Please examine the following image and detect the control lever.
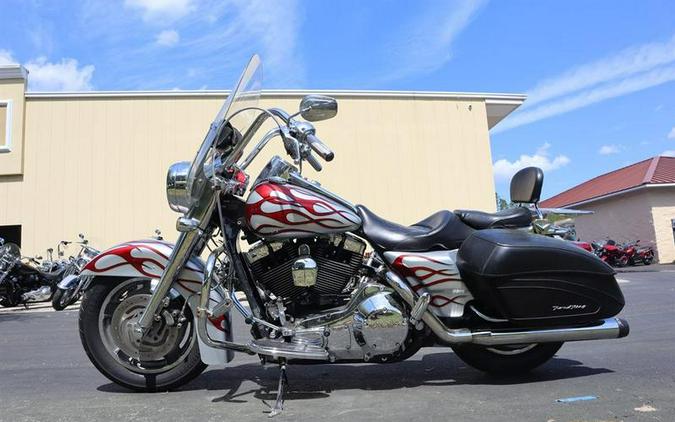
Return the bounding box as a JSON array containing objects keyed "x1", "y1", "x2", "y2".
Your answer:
[
  {"x1": 306, "y1": 134, "x2": 334, "y2": 161},
  {"x1": 305, "y1": 152, "x2": 322, "y2": 172}
]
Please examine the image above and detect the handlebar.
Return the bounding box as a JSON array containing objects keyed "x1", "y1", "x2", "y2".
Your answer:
[
  {"x1": 306, "y1": 134, "x2": 334, "y2": 162},
  {"x1": 305, "y1": 152, "x2": 323, "y2": 172}
]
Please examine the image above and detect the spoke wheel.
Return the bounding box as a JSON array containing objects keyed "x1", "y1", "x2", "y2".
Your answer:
[
  {"x1": 79, "y1": 277, "x2": 207, "y2": 391},
  {"x1": 98, "y1": 279, "x2": 193, "y2": 374}
]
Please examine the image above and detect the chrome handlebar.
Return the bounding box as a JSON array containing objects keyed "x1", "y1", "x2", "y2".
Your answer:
[{"x1": 225, "y1": 107, "x2": 333, "y2": 177}]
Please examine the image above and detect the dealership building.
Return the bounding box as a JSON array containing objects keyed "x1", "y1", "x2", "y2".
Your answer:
[
  {"x1": 541, "y1": 156, "x2": 675, "y2": 263},
  {"x1": 0, "y1": 64, "x2": 524, "y2": 254}
]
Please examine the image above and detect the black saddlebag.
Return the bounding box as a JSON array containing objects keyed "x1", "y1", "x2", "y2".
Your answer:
[{"x1": 456, "y1": 229, "x2": 625, "y2": 326}]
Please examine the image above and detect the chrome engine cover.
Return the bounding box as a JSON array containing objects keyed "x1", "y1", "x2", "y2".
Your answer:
[
  {"x1": 292, "y1": 282, "x2": 410, "y2": 361},
  {"x1": 353, "y1": 291, "x2": 408, "y2": 359}
]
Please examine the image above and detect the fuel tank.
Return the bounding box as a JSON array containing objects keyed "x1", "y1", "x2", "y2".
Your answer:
[{"x1": 245, "y1": 181, "x2": 361, "y2": 238}]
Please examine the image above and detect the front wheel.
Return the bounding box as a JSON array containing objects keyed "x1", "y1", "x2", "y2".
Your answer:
[
  {"x1": 52, "y1": 287, "x2": 78, "y2": 310},
  {"x1": 79, "y1": 277, "x2": 206, "y2": 392},
  {"x1": 451, "y1": 342, "x2": 563, "y2": 375},
  {"x1": 616, "y1": 255, "x2": 629, "y2": 267}
]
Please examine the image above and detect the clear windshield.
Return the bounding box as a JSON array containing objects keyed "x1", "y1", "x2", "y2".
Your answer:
[{"x1": 186, "y1": 55, "x2": 263, "y2": 206}]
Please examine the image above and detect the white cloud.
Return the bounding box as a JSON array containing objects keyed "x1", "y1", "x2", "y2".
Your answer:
[
  {"x1": 662, "y1": 150, "x2": 675, "y2": 157},
  {"x1": 495, "y1": 64, "x2": 675, "y2": 133},
  {"x1": 156, "y1": 29, "x2": 180, "y2": 47},
  {"x1": 668, "y1": 127, "x2": 675, "y2": 139},
  {"x1": 25, "y1": 57, "x2": 95, "y2": 91},
  {"x1": 493, "y1": 143, "x2": 570, "y2": 182},
  {"x1": 525, "y1": 35, "x2": 675, "y2": 108},
  {"x1": 380, "y1": 0, "x2": 486, "y2": 82},
  {"x1": 0, "y1": 49, "x2": 18, "y2": 65},
  {"x1": 495, "y1": 34, "x2": 675, "y2": 133},
  {"x1": 124, "y1": 0, "x2": 194, "y2": 21},
  {"x1": 599, "y1": 144, "x2": 621, "y2": 155},
  {"x1": 0, "y1": 50, "x2": 94, "y2": 91}
]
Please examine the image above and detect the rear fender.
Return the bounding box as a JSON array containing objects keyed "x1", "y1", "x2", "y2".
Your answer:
[{"x1": 81, "y1": 239, "x2": 233, "y2": 365}]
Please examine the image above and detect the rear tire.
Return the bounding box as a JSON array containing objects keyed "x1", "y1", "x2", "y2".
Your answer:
[
  {"x1": 79, "y1": 278, "x2": 207, "y2": 392},
  {"x1": 451, "y1": 342, "x2": 563, "y2": 375}
]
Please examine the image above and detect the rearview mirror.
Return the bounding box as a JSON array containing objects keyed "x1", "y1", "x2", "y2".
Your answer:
[{"x1": 300, "y1": 95, "x2": 338, "y2": 122}]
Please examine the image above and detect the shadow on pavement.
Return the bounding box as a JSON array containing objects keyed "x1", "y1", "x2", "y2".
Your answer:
[{"x1": 96, "y1": 350, "x2": 613, "y2": 407}]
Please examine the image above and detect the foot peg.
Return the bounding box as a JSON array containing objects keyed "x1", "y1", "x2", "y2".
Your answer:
[{"x1": 268, "y1": 360, "x2": 289, "y2": 418}]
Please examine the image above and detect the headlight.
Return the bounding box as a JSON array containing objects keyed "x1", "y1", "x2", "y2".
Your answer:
[{"x1": 166, "y1": 161, "x2": 191, "y2": 213}]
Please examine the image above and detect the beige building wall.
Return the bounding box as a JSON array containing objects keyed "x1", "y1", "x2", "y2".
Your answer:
[
  {"x1": 648, "y1": 188, "x2": 675, "y2": 263},
  {"x1": 573, "y1": 187, "x2": 675, "y2": 263},
  {"x1": 0, "y1": 89, "x2": 505, "y2": 255}
]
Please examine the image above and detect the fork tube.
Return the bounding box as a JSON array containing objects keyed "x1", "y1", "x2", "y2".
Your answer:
[{"x1": 137, "y1": 198, "x2": 216, "y2": 330}]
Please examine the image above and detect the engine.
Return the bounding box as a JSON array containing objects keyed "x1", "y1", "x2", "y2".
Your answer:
[{"x1": 245, "y1": 233, "x2": 366, "y2": 316}]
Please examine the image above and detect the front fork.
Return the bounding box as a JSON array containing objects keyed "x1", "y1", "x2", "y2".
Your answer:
[{"x1": 136, "y1": 197, "x2": 217, "y2": 333}]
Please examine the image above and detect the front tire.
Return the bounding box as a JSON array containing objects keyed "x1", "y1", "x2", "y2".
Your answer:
[
  {"x1": 51, "y1": 287, "x2": 76, "y2": 310},
  {"x1": 451, "y1": 342, "x2": 563, "y2": 375},
  {"x1": 79, "y1": 278, "x2": 206, "y2": 392}
]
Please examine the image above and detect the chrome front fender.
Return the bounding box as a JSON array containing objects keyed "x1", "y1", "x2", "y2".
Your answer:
[{"x1": 81, "y1": 239, "x2": 233, "y2": 365}]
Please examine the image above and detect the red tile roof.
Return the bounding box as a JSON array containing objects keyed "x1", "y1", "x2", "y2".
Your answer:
[{"x1": 540, "y1": 156, "x2": 675, "y2": 208}]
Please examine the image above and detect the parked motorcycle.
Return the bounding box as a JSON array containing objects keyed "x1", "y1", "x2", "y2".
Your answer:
[
  {"x1": 531, "y1": 219, "x2": 594, "y2": 252},
  {"x1": 51, "y1": 234, "x2": 100, "y2": 311},
  {"x1": 623, "y1": 240, "x2": 654, "y2": 266},
  {"x1": 77, "y1": 56, "x2": 629, "y2": 416},
  {"x1": 634, "y1": 241, "x2": 655, "y2": 265},
  {"x1": 593, "y1": 239, "x2": 629, "y2": 267},
  {"x1": 0, "y1": 238, "x2": 65, "y2": 307}
]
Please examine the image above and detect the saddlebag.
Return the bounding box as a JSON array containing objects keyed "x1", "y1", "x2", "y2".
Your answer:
[{"x1": 456, "y1": 229, "x2": 625, "y2": 326}]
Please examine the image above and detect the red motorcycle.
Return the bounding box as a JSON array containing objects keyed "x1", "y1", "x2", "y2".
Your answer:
[
  {"x1": 624, "y1": 240, "x2": 655, "y2": 266},
  {"x1": 596, "y1": 240, "x2": 630, "y2": 267}
]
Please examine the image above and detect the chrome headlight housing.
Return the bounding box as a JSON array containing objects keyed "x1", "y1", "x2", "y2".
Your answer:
[{"x1": 166, "y1": 161, "x2": 191, "y2": 213}]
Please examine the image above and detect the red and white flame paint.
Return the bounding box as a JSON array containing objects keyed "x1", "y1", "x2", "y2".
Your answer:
[
  {"x1": 80, "y1": 240, "x2": 230, "y2": 338},
  {"x1": 245, "y1": 182, "x2": 361, "y2": 238},
  {"x1": 384, "y1": 250, "x2": 474, "y2": 318},
  {"x1": 81, "y1": 240, "x2": 205, "y2": 294}
]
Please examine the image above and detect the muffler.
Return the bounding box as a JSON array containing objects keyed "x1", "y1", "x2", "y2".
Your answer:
[
  {"x1": 385, "y1": 271, "x2": 629, "y2": 346},
  {"x1": 470, "y1": 317, "x2": 629, "y2": 346}
]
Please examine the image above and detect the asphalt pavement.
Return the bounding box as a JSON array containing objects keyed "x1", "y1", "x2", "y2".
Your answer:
[{"x1": 0, "y1": 271, "x2": 673, "y2": 422}]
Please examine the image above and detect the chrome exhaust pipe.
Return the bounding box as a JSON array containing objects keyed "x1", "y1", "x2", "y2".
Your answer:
[
  {"x1": 385, "y1": 271, "x2": 629, "y2": 346},
  {"x1": 470, "y1": 317, "x2": 629, "y2": 346}
]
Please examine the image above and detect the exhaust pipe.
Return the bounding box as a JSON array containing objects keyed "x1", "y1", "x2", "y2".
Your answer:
[{"x1": 385, "y1": 271, "x2": 629, "y2": 346}]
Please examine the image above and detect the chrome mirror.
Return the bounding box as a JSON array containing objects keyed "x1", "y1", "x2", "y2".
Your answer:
[{"x1": 299, "y1": 95, "x2": 338, "y2": 122}]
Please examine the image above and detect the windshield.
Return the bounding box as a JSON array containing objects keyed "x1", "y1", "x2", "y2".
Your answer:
[{"x1": 186, "y1": 55, "x2": 263, "y2": 206}]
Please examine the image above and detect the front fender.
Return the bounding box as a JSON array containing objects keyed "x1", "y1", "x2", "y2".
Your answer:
[
  {"x1": 81, "y1": 239, "x2": 204, "y2": 292},
  {"x1": 81, "y1": 239, "x2": 233, "y2": 365}
]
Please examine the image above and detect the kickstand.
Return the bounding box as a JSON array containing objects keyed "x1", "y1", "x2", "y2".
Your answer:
[{"x1": 268, "y1": 359, "x2": 289, "y2": 418}]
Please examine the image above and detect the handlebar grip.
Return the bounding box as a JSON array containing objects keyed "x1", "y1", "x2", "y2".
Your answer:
[
  {"x1": 306, "y1": 152, "x2": 323, "y2": 172},
  {"x1": 306, "y1": 134, "x2": 334, "y2": 162}
]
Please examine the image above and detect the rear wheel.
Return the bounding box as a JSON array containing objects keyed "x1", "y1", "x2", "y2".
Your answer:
[
  {"x1": 451, "y1": 342, "x2": 563, "y2": 375},
  {"x1": 79, "y1": 277, "x2": 206, "y2": 392}
]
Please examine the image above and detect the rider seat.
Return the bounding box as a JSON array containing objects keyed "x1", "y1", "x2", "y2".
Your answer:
[
  {"x1": 356, "y1": 206, "x2": 474, "y2": 251},
  {"x1": 453, "y1": 207, "x2": 532, "y2": 230}
]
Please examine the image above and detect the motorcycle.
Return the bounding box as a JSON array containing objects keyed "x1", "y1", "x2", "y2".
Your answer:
[
  {"x1": 531, "y1": 218, "x2": 593, "y2": 252},
  {"x1": 51, "y1": 234, "x2": 100, "y2": 311},
  {"x1": 634, "y1": 241, "x2": 655, "y2": 265},
  {"x1": 0, "y1": 238, "x2": 66, "y2": 307},
  {"x1": 595, "y1": 239, "x2": 631, "y2": 267},
  {"x1": 77, "y1": 56, "x2": 629, "y2": 416},
  {"x1": 623, "y1": 240, "x2": 654, "y2": 266}
]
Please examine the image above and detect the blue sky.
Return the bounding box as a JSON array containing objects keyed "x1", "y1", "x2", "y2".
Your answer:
[{"x1": 1, "y1": 0, "x2": 674, "y2": 200}]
